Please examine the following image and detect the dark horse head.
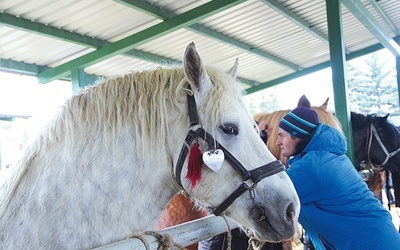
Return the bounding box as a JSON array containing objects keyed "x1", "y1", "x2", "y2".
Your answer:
[
  {"x1": 351, "y1": 112, "x2": 400, "y2": 173},
  {"x1": 351, "y1": 112, "x2": 400, "y2": 207}
]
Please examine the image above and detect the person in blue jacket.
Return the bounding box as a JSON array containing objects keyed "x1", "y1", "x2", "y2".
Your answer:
[{"x1": 277, "y1": 104, "x2": 400, "y2": 250}]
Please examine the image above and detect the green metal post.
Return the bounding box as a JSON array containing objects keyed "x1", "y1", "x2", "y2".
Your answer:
[
  {"x1": 71, "y1": 68, "x2": 86, "y2": 94},
  {"x1": 325, "y1": 0, "x2": 354, "y2": 162}
]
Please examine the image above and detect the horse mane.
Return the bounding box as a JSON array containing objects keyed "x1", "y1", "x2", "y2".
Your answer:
[
  {"x1": 0, "y1": 65, "x2": 247, "y2": 217},
  {"x1": 254, "y1": 99, "x2": 343, "y2": 165},
  {"x1": 350, "y1": 112, "x2": 367, "y2": 130}
]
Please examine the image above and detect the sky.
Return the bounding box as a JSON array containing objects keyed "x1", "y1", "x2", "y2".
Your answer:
[
  {"x1": 0, "y1": 73, "x2": 72, "y2": 132},
  {"x1": 245, "y1": 67, "x2": 334, "y2": 113},
  {"x1": 0, "y1": 74, "x2": 72, "y2": 168}
]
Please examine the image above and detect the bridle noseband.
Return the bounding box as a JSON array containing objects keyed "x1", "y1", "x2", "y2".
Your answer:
[
  {"x1": 359, "y1": 123, "x2": 400, "y2": 180},
  {"x1": 367, "y1": 123, "x2": 400, "y2": 168},
  {"x1": 175, "y1": 87, "x2": 285, "y2": 216}
]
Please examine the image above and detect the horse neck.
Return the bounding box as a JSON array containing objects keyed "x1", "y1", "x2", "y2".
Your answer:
[{"x1": 0, "y1": 126, "x2": 180, "y2": 248}]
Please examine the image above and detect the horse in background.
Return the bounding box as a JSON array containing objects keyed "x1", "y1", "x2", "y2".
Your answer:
[
  {"x1": 351, "y1": 112, "x2": 400, "y2": 204},
  {"x1": 0, "y1": 43, "x2": 300, "y2": 249}
]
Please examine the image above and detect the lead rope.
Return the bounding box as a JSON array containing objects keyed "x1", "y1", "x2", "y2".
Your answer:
[
  {"x1": 128, "y1": 231, "x2": 186, "y2": 250},
  {"x1": 220, "y1": 214, "x2": 233, "y2": 250},
  {"x1": 244, "y1": 229, "x2": 265, "y2": 250}
]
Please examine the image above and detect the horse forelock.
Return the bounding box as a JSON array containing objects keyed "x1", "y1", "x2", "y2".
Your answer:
[
  {"x1": 369, "y1": 113, "x2": 400, "y2": 142},
  {"x1": 198, "y1": 66, "x2": 249, "y2": 132},
  {"x1": 350, "y1": 112, "x2": 369, "y2": 130}
]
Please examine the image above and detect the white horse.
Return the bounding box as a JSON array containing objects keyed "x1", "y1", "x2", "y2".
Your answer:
[{"x1": 0, "y1": 42, "x2": 299, "y2": 249}]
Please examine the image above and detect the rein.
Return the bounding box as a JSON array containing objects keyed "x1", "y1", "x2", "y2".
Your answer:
[{"x1": 175, "y1": 87, "x2": 285, "y2": 216}]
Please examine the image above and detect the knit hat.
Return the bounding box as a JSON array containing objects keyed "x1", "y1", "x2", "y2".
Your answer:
[{"x1": 279, "y1": 106, "x2": 319, "y2": 139}]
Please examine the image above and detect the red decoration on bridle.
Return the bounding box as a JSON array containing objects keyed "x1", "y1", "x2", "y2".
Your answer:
[{"x1": 186, "y1": 142, "x2": 203, "y2": 188}]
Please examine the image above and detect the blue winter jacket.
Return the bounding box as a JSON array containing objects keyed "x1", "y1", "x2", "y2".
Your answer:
[{"x1": 287, "y1": 124, "x2": 400, "y2": 250}]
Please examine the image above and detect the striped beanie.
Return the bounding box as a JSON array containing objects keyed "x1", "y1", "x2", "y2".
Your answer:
[{"x1": 279, "y1": 106, "x2": 319, "y2": 139}]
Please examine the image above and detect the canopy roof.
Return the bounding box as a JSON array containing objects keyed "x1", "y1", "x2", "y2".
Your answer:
[{"x1": 1, "y1": 0, "x2": 399, "y2": 93}]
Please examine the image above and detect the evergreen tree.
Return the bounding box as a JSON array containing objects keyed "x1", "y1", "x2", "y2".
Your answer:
[{"x1": 346, "y1": 52, "x2": 398, "y2": 115}]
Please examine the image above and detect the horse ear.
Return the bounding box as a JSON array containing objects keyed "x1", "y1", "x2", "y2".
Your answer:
[
  {"x1": 297, "y1": 95, "x2": 311, "y2": 108},
  {"x1": 318, "y1": 98, "x2": 329, "y2": 111},
  {"x1": 227, "y1": 58, "x2": 239, "y2": 79},
  {"x1": 383, "y1": 114, "x2": 390, "y2": 121},
  {"x1": 183, "y1": 42, "x2": 212, "y2": 93}
]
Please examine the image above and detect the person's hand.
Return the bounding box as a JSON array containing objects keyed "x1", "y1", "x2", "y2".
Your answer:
[
  {"x1": 258, "y1": 121, "x2": 268, "y2": 144},
  {"x1": 258, "y1": 120, "x2": 268, "y2": 131}
]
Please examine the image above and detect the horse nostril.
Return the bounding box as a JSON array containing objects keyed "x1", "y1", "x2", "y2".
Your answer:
[
  {"x1": 250, "y1": 205, "x2": 267, "y2": 222},
  {"x1": 286, "y1": 202, "x2": 295, "y2": 221}
]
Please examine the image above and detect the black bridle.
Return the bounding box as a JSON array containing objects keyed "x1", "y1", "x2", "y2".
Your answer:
[{"x1": 175, "y1": 87, "x2": 285, "y2": 216}]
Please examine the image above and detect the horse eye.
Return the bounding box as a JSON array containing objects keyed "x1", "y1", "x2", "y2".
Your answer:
[{"x1": 220, "y1": 124, "x2": 238, "y2": 135}]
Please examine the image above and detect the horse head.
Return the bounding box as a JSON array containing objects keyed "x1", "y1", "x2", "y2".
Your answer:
[
  {"x1": 364, "y1": 113, "x2": 400, "y2": 172},
  {"x1": 175, "y1": 42, "x2": 300, "y2": 241},
  {"x1": 0, "y1": 42, "x2": 299, "y2": 249}
]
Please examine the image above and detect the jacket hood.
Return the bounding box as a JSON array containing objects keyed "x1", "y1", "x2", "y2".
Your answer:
[{"x1": 302, "y1": 124, "x2": 347, "y2": 155}]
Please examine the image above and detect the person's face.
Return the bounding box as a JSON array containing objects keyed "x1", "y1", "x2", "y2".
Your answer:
[{"x1": 276, "y1": 128, "x2": 300, "y2": 157}]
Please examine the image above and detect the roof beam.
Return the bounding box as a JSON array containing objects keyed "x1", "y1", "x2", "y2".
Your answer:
[
  {"x1": 342, "y1": 0, "x2": 400, "y2": 57},
  {"x1": 0, "y1": 58, "x2": 49, "y2": 76},
  {"x1": 0, "y1": 12, "x2": 106, "y2": 47},
  {"x1": 188, "y1": 24, "x2": 300, "y2": 70},
  {"x1": 115, "y1": 0, "x2": 174, "y2": 19},
  {"x1": 0, "y1": 13, "x2": 178, "y2": 65},
  {"x1": 116, "y1": 0, "x2": 300, "y2": 70},
  {"x1": 369, "y1": 0, "x2": 399, "y2": 36},
  {"x1": 0, "y1": 12, "x2": 258, "y2": 87},
  {"x1": 0, "y1": 58, "x2": 98, "y2": 84},
  {"x1": 260, "y1": 0, "x2": 350, "y2": 54},
  {"x1": 37, "y1": 0, "x2": 246, "y2": 83}
]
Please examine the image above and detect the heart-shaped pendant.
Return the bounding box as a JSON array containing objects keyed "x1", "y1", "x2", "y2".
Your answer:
[{"x1": 202, "y1": 149, "x2": 225, "y2": 172}]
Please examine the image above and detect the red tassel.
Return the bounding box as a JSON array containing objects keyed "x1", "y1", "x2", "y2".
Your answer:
[{"x1": 186, "y1": 142, "x2": 203, "y2": 188}]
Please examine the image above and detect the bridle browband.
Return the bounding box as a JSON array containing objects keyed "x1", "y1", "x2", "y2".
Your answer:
[
  {"x1": 175, "y1": 87, "x2": 285, "y2": 216},
  {"x1": 367, "y1": 123, "x2": 400, "y2": 168}
]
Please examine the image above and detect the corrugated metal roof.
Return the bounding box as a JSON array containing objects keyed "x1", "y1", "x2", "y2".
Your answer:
[{"x1": 1, "y1": 0, "x2": 399, "y2": 91}]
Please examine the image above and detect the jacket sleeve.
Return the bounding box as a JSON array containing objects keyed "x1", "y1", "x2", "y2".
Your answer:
[{"x1": 286, "y1": 153, "x2": 323, "y2": 204}]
